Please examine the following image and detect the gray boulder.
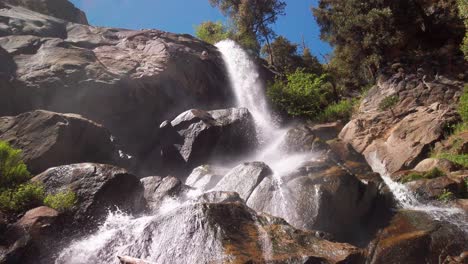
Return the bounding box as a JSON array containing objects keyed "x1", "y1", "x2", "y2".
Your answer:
[
  {"x1": 0, "y1": 110, "x2": 118, "y2": 174},
  {"x1": 56, "y1": 191, "x2": 363, "y2": 264},
  {"x1": 161, "y1": 108, "x2": 257, "y2": 176},
  {"x1": 32, "y1": 163, "x2": 145, "y2": 225}
]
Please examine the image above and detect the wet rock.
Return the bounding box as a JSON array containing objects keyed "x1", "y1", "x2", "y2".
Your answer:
[
  {"x1": 3, "y1": 0, "x2": 88, "y2": 24},
  {"x1": 162, "y1": 108, "x2": 257, "y2": 175},
  {"x1": 32, "y1": 163, "x2": 145, "y2": 225},
  {"x1": 405, "y1": 176, "x2": 465, "y2": 200},
  {"x1": 56, "y1": 191, "x2": 363, "y2": 264},
  {"x1": 185, "y1": 165, "x2": 228, "y2": 191},
  {"x1": 309, "y1": 121, "x2": 344, "y2": 141},
  {"x1": 246, "y1": 158, "x2": 386, "y2": 245},
  {"x1": 213, "y1": 162, "x2": 272, "y2": 201},
  {"x1": 140, "y1": 176, "x2": 184, "y2": 211},
  {"x1": 281, "y1": 124, "x2": 328, "y2": 153},
  {"x1": 367, "y1": 210, "x2": 467, "y2": 264},
  {"x1": 0, "y1": 110, "x2": 118, "y2": 174}
]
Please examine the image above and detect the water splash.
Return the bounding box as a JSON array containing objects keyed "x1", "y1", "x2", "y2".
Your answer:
[{"x1": 368, "y1": 151, "x2": 468, "y2": 232}]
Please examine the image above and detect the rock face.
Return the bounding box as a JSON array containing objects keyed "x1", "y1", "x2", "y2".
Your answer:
[
  {"x1": 0, "y1": 110, "x2": 118, "y2": 174},
  {"x1": 3, "y1": 0, "x2": 88, "y2": 24},
  {"x1": 367, "y1": 210, "x2": 467, "y2": 264},
  {"x1": 186, "y1": 159, "x2": 388, "y2": 245},
  {"x1": 160, "y1": 108, "x2": 257, "y2": 175},
  {"x1": 32, "y1": 163, "x2": 145, "y2": 225},
  {"x1": 56, "y1": 191, "x2": 364, "y2": 264},
  {"x1": 340, "y1": 69, "x2": 462, "y2": 174},
  {"x1": 0, "y1": 4, "x2": 232, "y2": 173}
]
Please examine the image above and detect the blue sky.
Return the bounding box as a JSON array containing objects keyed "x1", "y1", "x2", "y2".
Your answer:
[{"x1": 69, "y1": 0, "x2": 332, "y2": 59}]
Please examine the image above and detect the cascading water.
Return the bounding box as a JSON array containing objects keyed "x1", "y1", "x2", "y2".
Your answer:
[
  {"x1": 368, "y1": 151, "x2": 468, "y2": 232},
  {"x1": 215, "y1": 40, "x2": 312, "y2": 221},
  {"x1": 56, "y1": 40, "x2": 312, "y2": 264}
]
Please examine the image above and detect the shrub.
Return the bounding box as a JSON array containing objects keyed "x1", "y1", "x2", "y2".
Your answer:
[
  {"x1": 437, "y1": 189, "x2": 455, "y2": 203},
  {"x1": 44, "y1": 189, "x2": 77, "y2": 212},
  {"x1": 317, "y1": 99, "x2": 355, "y2": 122},
  {"x1": 195, "y1": 21, "x2": 231, "y2": 44},
  {"x1": 267, "y1": 69, "x2": 335, "y2": 119},
  {"x1": 378, "y1": 95, "x2": 399, "y2": 111},
  {"x1": 437, "y1": 153, "x2": 468, "y2": 168},
  {"x1": 400, "y1": 167, "x2": 445, "y2": 184},
  {"x1": 458, "y1": 85, "x2": 468, "y2": 124},
  {"x1": 0, "y1": 182, "x2": 45, "y2": 213},
  {"x1": 0, "y1": 141, "x2": 30, "y2": 190},
  {"x1": 400, "y1": 172, "x2": 423, "y2": 183}
]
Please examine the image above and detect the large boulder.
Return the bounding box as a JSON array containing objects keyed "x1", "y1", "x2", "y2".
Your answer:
[
  {"x1": 366, "y1": 210, "x2": 467, "y2": 264},
  {"x1": 0, "y1": 206, "x2": 60, "y2": 264},
  {"x1": 160, "y1": 108, "x2": 257, "y2": 176},
  {"x1": 0, "y1": 110, "x2": 119, "y2": 174},
  {"x1": 32, "y1": 163, "x2": 145, "y2": 225},
  {"x1": 340, "y1": 69, "x2": 463, "y2": 174},
  {"x1": 3, "y1": 0, "x2": 88, "y2": 24},
  {"x1": 186, "y1": 159, "x2": 389, "y2": 245},
  {"x1": 56, "y1": 191, "x2": 364, "y2": 264},
  {"x1": 0, "y1": 4, "x2": 233, "y2": 174}
]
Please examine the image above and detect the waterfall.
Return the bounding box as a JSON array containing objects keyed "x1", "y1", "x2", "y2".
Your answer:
[
  {"x1": 215, "y1": 40, "x2": 276, "y2": 142},
  {"x1": 368, "y1": 151, "x2": 468, "y2": 232}
]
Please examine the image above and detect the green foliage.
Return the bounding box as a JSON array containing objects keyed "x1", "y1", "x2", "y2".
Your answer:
[
  {"x1": 437, "y1": 189, "x2": 455, "y2": 202},
  {"x1": 44, "y1": 189, "x2": 77, "y2": 212},
  {"x1": 313, "y1": 0, "x2": 463, "y2": 89},
  {"x1": 317, "y1": 99, "x2": 355, "y2": 122},
  {"x1": 459, "y1": 85, "x2": 468, "y2": 124},
  {"x1": 267, "y1": 69, "x2": 335, "y2": 119},
  {"x1": 378, "y1": 95, "x2": 399, "y2": 111},
  {"x1": 0, "y1": 141, "x2": 30, "y2": 190},
  {"x1": 437, "y1": 153, "x2": 468, "y2": 168},
  {"x1": 400, "y1": 167, "x2": 445, "y2": 184},
  {"x1": 261, "y1": 36, "x2": 323, "y2": 75},
  {"x1": 0, "y1": 182, "x2": 45, "y2": 213},
  {"x1": 458, "y1": 0, "x2": 468, "y2": 59},
  {"x1": 195, "y1": 21, "x2": 231, "y2": 44},
  {"x1": 209, "y1": 0, "x2": 286, "y2": 54},
  {"x1": 400, "y1": 172, "x2": 424, "y2": 184}
]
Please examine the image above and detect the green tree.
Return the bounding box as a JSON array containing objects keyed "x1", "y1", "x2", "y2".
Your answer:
[
  {"x1": 458, "y1": 0, "x2": 468, "y2": 59},
  {"x1": 195, "y1": 21, "x2": 231, "y2": 44},
  {"x1": 302, "y1": 47, "x2": 323, "y2": 75},
  {"x1": 313, "y1": 1, "x2": 400, "y2": 88},
  {"x1": 267, "y1": 69, "x2": 335, "y2": 118},
  {"x1": 209, "y1": 0, "x2": 286, "y2": 54}
]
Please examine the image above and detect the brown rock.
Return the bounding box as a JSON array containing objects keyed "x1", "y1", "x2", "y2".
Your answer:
[
  {"x1": 405, "y1": 176, "x2": 463, "y2": 200},
  {"x1": 367, "y1": 210, "x2": 467, "y2": 264},
  {"x1": 14, "y1": 206, "x2": 58, "y2": 238},
  {"x1": 340, "y1": 70, "x2": 462, "y2": 174},
  {"x1": 414, "y1": 158, "x2": 461, "y2": 173}
]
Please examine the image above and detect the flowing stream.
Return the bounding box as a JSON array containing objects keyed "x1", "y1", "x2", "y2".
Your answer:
[{"x1": 368, "y1": 151, "x2": 468, "y2": 232}]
